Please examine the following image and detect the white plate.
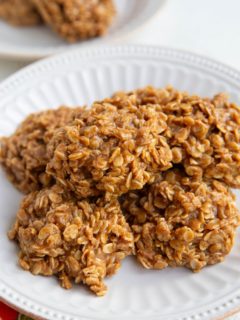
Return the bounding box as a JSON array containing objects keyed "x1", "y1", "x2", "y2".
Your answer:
[
  {"x1": 0, "y1": 0, "x2": 165, "y2": 61},
  {"x1": 1, "y1": 45, "x2": 240, "y2": 320}
]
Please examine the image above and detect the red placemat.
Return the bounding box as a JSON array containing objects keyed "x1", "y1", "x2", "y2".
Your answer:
[{"x1": 0, "y1": 301, "x2": 33, "y2": 320}]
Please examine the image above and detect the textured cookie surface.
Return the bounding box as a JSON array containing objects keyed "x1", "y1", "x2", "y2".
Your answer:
[{"x1": 32, "y1": 0, "x2": 115, "y2": 42}]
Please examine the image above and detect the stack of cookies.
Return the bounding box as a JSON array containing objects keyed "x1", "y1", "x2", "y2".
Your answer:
[{"x1": 1, "y1": 86, "x2": 240, "y2": 296}]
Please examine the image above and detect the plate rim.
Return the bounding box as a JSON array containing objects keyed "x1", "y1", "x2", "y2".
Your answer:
[
  {"x1": 0, "y1": 0, "x2": 166, "y2": 61},
  {"x1": 1, "y1": 44, "x2": 240, "y2": 320}
]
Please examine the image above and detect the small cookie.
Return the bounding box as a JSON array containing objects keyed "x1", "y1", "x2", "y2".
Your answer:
[
  {"x1": 47, "y1": 97, "x2": 172, "y2": 198},
  {"x1": 121, "y1": 169, "x2": 240, "y2": 271},
  {"x1": 0, "y1": 0, "x2": 42, "y2": 26},
  {"x1": 9, "y1": 185, "x2": 134, "y2": 296},
  {"x1": 0, "y1": 107, "x2": 83, "y2": 193},
  {"x1": 113, "y1": 86, "x2": 240, "y2": 188},
  {"x1": 32, "y1": 0, "x2": 116, "y2": 42}
]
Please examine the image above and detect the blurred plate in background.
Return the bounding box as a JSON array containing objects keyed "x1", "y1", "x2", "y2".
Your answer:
[{"x1": 0, "y1": 0, "x2": 165, "y2": 60}]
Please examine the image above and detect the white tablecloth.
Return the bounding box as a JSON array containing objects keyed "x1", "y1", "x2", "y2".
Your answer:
[{"x1": 1, "y1": 0, "x2": 240, "y2": 318}]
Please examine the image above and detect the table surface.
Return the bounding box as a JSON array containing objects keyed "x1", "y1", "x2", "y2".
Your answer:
[{"x1": 0, "y1": 0, "x2": 240, "y2": 319}]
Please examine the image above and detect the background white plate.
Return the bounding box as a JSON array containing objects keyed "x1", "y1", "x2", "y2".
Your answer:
[
  {"x1": 1, "y1": 45, "x2": 240, "y2": 320},
  {"x1": 0, "y1": 0, "x2": 165, "y2": 60}
]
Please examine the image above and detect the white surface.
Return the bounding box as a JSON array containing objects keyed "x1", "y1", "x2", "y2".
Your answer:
[
  {"x1": 1, "y1": 46, "x2": 240, "y2": 320},
  {"x1": 130, "y1": 0, "x2": 240, "y2": 70},
  {"x1": 0, "y1": 0, "x2": 165, "y2": 60},
  {"x1": 2, "y1": 0, "x2": 240, "y2": 75},
  {"x1": 1, "y1": 0, "x2": 240, "y2": 78}
]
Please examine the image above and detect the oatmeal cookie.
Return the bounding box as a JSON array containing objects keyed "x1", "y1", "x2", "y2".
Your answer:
[
  {"x1": 0, "y1": 107, "x2": 83, "y2": 193},
  {"x1": 47, "y1": 98, "x2": 173, "y2": 198},
  {"x1": 32, "y1": 0, "x2": 115, "y2": 42},
  {"x1": 121, "y1": 169, "x2": 240, "y2": 271},
  {"x1": 0, "y1": 0, "x2": 42, "y2": 26},
  {"x1": 113, "y1": 86, "x2": 240, "y2": 188},
  {"x1": 8, "y1": 184, "x2": 134, "y2": 296}
]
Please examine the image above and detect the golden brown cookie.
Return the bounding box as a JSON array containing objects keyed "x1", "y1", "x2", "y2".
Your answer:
[
  {"x1": 121, "y1": 169, "x2": 240, "y2": 271},
  {"x1": 0, "y1": 0, "x2": 42, "y2": 26},
  {"x1": 32, "y1": 0, "x2": 115, "y2": 42},
  {"x1": 113, "y1": 86, "x2": 240, "y2": 188},
  {"x1": 47, "y1": 97, "x2": 172, "y2": 198},
  {"x1": 8, "y1": 185, "x2": 134, "y2": 296},
  {"x1": 0, "y1": 107, "x2": 83, "y2": 193}
]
